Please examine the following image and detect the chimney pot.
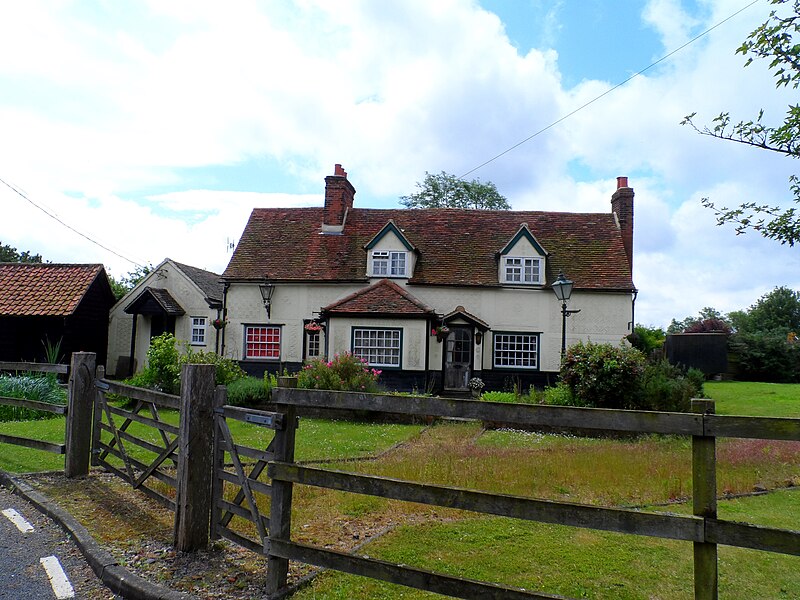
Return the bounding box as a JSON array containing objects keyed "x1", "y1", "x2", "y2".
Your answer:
[
  {"x1": 334, "y1": 163, "x2": 346, "y2": 177},
  {"x1": 617, "y1": 176, "x2": 629, "y2": 190}
]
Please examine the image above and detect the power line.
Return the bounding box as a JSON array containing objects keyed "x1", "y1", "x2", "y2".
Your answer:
[
  {"x1": 459, "y1": 0, "x2": 763, "y2": 179},
  {"x1": 0, "y1": 176, "x2": 147, "y2": 268}
]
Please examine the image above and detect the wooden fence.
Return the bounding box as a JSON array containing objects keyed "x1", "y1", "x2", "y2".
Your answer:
[
  {"x1": 0, "y1": 353, "x2": 95, "y2": 477},
  {"x1": 263, "y1": 386, "x2": 800, "y2": 600}
]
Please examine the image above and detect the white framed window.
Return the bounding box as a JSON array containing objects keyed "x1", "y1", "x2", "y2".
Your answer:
[
  {"x1": 493, "y1": 332, "x2": 539, "y2": 369},
  {"x1": 503, "y1": 257, "x2": 542, "y2": 284},
  {"x1": 190, "y1": 317, "x2": 207, "y2": 345},
  {"x1": 244, "y1": 325, "x2": 281, "y2": 359},
  {"x1": 371, "y1": 251, "x2": 407, "y2": 277},
  {"x1": 306, "y1": 331, "x2": 321, "y2": 359},
  {"x1": 352, "y1": 328, "x2": 401, "y2": 367}
]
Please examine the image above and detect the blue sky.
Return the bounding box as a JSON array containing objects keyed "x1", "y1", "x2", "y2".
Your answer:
[{"x1": 0, "y1": 0, "x2": 797, "y2": 328}]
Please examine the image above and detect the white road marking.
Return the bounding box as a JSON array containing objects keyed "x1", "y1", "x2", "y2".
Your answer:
[
  {"x1": 1, "y1": 508, "x2": 34, "y2": 533},
  {"x1": 40, "y1": 555, "x2": 75, "y2": 599}
]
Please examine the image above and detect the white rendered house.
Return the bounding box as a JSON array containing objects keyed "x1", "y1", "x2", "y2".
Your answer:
[{"x1": 220, "y1": 165, "x2": 636, "y2": 393}]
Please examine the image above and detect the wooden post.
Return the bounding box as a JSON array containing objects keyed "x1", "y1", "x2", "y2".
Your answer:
[
  {"x1": 209, "y1": 384, "x2": 227, "y2": 541},
  {"x1": 91, "y1": 365, "x2": 105, "y2": 467},
  {"x1": 692, "y1": 398, "x2": 718, "y2": 600},
  {"x1": 266, "y1": 383, "x2": 299, "y2": 597},
  {"x1": 65, "y1": 352, "x2": 96, "y2": 478},
  {"x1": 174, "y1": 363, "x2": 216, "y2": 552}
]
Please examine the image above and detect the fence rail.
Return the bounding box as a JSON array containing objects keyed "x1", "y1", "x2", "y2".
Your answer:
[
  {"x1": 92, "y1": 367, "x2": 181, "y2": 511},
  {"x1": 262, "y1": 387, "x2": 800, "y2": 600},
  {"x1": 0, "y1": 356, "x2": 91, "y2": 464}
]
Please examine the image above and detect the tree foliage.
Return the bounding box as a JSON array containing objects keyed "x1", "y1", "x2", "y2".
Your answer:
[
  {"x1": 730, "y1": 285, "x2": 800, "y2": 334},
  {"x1": 0, "y1": 242, "x2": 42, "y2": 263},
  {"x1": 682, "y1": 0, "x2": 800, "y2": 245},
  {"x1": 400, "y1": 171, "x2": 511, "y2": 210},
  {"x1": 109, "y1": 264, "x2": 153, "y2": 300},
  {"x1": 667, "y1": 307, "x2": 730, "y2": 334}
]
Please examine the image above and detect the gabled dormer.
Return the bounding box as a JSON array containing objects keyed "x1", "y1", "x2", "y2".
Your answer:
[
  {"x1": 364, "y1": 220, "x2": 416, "y2": 279},
  {"x1": 497, "y1": 223, "x2": 548, "y2": 286}
]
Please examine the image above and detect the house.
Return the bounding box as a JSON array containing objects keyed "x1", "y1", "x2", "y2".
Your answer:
[
  {"x1": 221, "y1": 164, "x2": 636, "y2": 392},
  {"x1": 0, "y1": 263, "x2": 115, "y2": 364},
  {"x1": 106, "y1": 259, "x2": 224, "y2": 378}
]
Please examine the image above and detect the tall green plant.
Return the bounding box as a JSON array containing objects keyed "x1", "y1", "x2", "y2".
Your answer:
[
  {"x1": 0, "y1": 374, "x2": 66, "y2": 421},
  {"x1": 560, "y1": 342, "x2": 646, "y2": 409}
]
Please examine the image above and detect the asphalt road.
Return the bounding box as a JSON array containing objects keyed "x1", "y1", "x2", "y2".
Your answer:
[{"x1": 0, "y1": 485, "x2": 116, "y2": 599}]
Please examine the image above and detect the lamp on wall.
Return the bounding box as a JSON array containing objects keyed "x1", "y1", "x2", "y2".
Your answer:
[
  {"x1": 552, "y1": 271, "x2": 580, "y2": 357},
  {"x1": 259, "y1": 281, "x2": 275, "y2": 319}
]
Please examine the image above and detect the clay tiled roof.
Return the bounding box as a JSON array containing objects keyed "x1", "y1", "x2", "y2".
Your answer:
[
  {"x1": 223, "y1": 207, "x2": 634, "y2": 291},
  {"x1": 173, "y1": 261, "x2": 223, "y2": 306},
  {"x1": 0, "y1": 263, "x2": 108, "y2": 316},
  {"x1": 323, "y1": 279, "x2": 436, "y2": 316},
  {"x1": 125, "y1": 287, "x2": 185, "y2": 316}
]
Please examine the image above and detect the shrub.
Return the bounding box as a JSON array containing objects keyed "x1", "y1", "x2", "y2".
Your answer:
[
  {"x1": 540, "y1": 382, "x2": 582, "y2": 407},
  {"x1": 226, "y1": 376, "x2": 270, "y2": 407},
  {"x1": 638, "y1": 360, "x2": 703, "y2": 412},
  {"x1": 138, "y1": 333, "x2": 181, "y2": 394},
  {"x1": 0, "y1": 374, "x2": 66, "y2": 421},
  {"x1": 180, "y1": 347, "x2": 246, "y2": 386},
  {"x1": 298, "y1": 353, "x2": 381, "y2": 392},
  {"x1": 126, "y1": 333, "x2": 247, "y2": 394},
  {"x1": 730, "y1": 331, "x2": 800, "y2": 382},
  {"x1": 561, "y1": 342, "x2": 646, "y2": 409}
]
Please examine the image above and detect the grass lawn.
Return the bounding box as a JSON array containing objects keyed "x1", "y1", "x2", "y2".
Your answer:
[
  {"x1": 0, "y1": 410, "x2": 424, "y2": 474},
  {"x1": 295, "y1": 489, "x2": 800, "y2": 600},
  {"x1": 705, "y1": 381, "x2": 800, "y2": 418},
  {"x1": 2, "y1": 382, "x2": 799, "y2": 598}
]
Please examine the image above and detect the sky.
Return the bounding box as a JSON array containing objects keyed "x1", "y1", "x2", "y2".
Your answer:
[{"x1": 1, "y1": 0, "x2": 798, "y2": 328}]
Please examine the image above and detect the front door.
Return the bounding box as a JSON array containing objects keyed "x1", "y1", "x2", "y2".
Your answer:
[{"x1": 444, "y1": 328, "x2": 472, "y2": 391}]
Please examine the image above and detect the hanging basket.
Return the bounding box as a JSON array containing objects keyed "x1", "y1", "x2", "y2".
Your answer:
[{"x1": 212, "y1": 318, "x2": 227, "y2": 330}]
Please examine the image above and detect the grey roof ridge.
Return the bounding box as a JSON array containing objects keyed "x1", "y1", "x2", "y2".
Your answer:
[{"x1": 0, "y1": 470, "x2": 194, "y2": 600}]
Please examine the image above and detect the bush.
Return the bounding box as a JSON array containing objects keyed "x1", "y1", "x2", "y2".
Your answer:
[
  {"x1": 126, "y1": 333, "x2": 247, "y2": 394},
  {"x1": 730, "y1": 331, "x2": 800, "y2": 382},
  {"x1": 180, "y1": 347, "x2": 246, "y2": 386},
  {"x1": 0, "y1": 374, "x2": 66, "y2": 421},
  {"x1": 540, "y1": 382, "x2": 582, "y2": 407},
  {"x1": 561, "y1": 342, "x2": 646, "y2": 409},
  {"x1": 298, "y1": 353, "x2": 381, "y2": 392},
  {"x1": 226, "y1": 376, "x2": 270, "y2": 407},
  {"x1": 140, "y1": 333, "x2": 181, "y2": 394},
  {"x1": 638, "y1": 360, "x2": 703, "y2": 412}
]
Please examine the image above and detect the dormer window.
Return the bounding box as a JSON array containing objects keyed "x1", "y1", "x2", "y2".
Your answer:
[
  {"x1": 372, "y1": 250, "x2": 407, "y2": 277},
  {"x1": 503, "y1": 256, "x2": 542, "y2": 284}
]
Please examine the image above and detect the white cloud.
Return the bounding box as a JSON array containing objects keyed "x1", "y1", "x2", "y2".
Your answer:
[{"x1": 0, "y1": 0, "x2": 797, "y2": 328}]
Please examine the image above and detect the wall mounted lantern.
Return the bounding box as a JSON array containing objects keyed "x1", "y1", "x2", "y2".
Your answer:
[{"x1": 259, "y1": 281, "x2": 275, "y2": 319}]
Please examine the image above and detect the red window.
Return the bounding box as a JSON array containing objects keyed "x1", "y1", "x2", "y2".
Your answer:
[{"x1": 245, "y1": 326, "x2": 281, "y2": 359}]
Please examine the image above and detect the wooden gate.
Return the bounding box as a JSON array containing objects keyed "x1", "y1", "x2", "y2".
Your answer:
[
  {"x1": 92, "y1": 369, "x2": 182, "y2": 510},
  {"x1": 210, "y1": 405, "x2": 286, "y2": 553}
]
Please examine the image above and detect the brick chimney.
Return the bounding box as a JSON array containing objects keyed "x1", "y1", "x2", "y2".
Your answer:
[
  {"x1": 322, "y1": 163, "x2": 356, "y2": 233},
  {"x1": 611, "y1": 176, "x2": 634, "y2": 271}
]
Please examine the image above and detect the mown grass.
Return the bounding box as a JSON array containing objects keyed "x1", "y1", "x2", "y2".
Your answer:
[
  {"x1": 705, "y1": 381, "x2": 800, "y2": 418},
  {"x1": 295, "y1": 489, "x2": 800, "y2": 600}
]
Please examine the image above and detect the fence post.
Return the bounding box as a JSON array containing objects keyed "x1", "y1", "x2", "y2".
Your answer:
[
  {"x1": 266, "y1": 380, "x2": 299, "y2": 597},
  {"x1": 174, "y1": 363, "x2": 216, "y2": 552},
  {"x1": 210, "y1": 384, "x2": 227, "y2": 542},
  {"x1": 692, "y1": 398, "x2": 718, "y2": 600},
  {"x1": 65, "y1": 352, "x2": 96, "y2": 478}
]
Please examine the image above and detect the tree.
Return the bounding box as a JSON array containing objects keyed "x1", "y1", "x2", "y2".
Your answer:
[
  {"x1": 0, "y1": 242, "x2": 42, "y2": 263},
  {"x1": 682, "y1": 0, "x2": 800, "y2": 245},
  {"x1": 731, "y1": 285, "x2": 800, "y2": 334},
  {"x1": 109, "y1": 264, "x2": 153, "y2": 300},
  {"x1": 400, "y1": 171, "x2": 511, "y2": 210},
  {"x1": 667, "y1": 307, "x2": 730, "y2": 334}
]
